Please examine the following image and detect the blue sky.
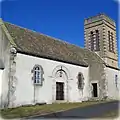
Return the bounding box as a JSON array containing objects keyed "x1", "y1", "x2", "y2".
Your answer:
[{"x1": 1, "y1": 0, "x2": 120, "y2": 66}]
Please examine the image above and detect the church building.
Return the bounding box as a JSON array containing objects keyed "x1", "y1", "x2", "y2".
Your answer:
[{"x1": 0, "y1": 13, "x2": 120, "y2": 108}]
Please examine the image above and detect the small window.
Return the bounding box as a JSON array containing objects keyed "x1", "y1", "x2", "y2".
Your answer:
[
  {"x1": 96, "y1": 30, "x2": 98, "y2": 33},
  {"x1": 91, "y1": 31, "x2": 93, "y2": 34},
  {"x1": 115, "y1": 75, "x2": 118, "y2": 88}
]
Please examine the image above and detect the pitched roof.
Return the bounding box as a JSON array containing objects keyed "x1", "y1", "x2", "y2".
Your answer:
[{"x1": 3, "y1": 21, "x2": 104, "y2": 67}]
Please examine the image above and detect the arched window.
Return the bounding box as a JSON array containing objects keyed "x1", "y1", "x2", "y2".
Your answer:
[
  {"x1": 77, "y1": 72, "x2": 84, "y2": 90},
  {"x1": 34, "y1": 66, "x2": 41, "y2": 84},
  {"x1": 90, "y1": 30, "x2": 100, "y2": 51},
  {"x1": 31, "y1": 65, "x2": 44, "y2": 85}
]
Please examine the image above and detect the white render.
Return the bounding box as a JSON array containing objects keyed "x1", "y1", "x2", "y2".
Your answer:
[
  {"x1": 12, "y1": 53, "x2": 89, "y2": 107},
  {"x1": 106, "y1": 67, "x2": 120, "y2": 99},
  {"x1": 0, "y1": 70, "x2": 3, "y2": 107}
]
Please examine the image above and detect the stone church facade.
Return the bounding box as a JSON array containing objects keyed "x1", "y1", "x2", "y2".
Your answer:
[{"x1": 0, "y1": 13, "x2": 120, "y2": 108}]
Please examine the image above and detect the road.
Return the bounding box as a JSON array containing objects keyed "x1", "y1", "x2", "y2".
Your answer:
[{"x1": 26, "y1": 100, "x2": 120, "y2": 119}]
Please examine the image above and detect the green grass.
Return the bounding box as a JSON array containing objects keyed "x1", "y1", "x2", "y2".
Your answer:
[{"x1": 0, "y1": 101, "x2": 109, "y2": 119}]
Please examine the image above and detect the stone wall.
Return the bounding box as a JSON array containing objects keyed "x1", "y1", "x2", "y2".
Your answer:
[
  {"x1": 0, "y1": 25, "x2": 11, "y2": 108},
  {"x1": 84, "y1": 14, "x2": 118, "y2": 69}
]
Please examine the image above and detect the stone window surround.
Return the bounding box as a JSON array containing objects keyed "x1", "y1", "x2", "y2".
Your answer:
[
  {"x1": 31, "y1": 64, "x2": 44, "y2": 85},
  {"x1": 89, "y1": 30, "x2": 100, "y2": 51}
]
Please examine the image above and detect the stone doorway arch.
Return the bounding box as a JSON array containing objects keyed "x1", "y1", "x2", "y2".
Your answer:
[{"x1": 52, "y1": 65, "x2": 70, "y2": 102}]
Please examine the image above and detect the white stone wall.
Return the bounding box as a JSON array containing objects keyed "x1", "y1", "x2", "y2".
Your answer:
[
  {"x1": 106, "y1": 67, "x2": 120, "y2": 100},
  {"x1": 13, "y1": 53, "x2": 89, "y2": 106},
  {"x1": 0, "y1": 70, "x2": 3, "y2": 107},
  {"x1": 0, "y1": 69, "x2": 9, "y2": 108}
]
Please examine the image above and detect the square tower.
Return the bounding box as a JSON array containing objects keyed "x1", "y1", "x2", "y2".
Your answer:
[{"x1": 84, "y1": 13, "x2": 118, "y2": 68}]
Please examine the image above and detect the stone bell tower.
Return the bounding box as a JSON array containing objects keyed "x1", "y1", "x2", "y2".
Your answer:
[{"x1": 84, "y1": 13, "x2": 118, "y2": 68}]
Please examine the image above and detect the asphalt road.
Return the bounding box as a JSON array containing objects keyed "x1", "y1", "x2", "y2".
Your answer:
[{"x1": 27, "y1": 100, "x2": 120, "y2": 119}]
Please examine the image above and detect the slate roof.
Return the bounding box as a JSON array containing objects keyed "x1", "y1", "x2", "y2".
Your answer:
[{"x1": 3, "y1": 22, "x2": 104, "y2": 67}]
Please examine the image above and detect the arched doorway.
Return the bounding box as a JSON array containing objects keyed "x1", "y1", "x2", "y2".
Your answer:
[{"x1": 52, "y1": 65, "x2": 70, "y2": 102}]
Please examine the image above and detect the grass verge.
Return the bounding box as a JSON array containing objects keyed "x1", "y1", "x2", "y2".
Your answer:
[{"x1": 0, "y1": 101, "x2": 111, "y2": 119}]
